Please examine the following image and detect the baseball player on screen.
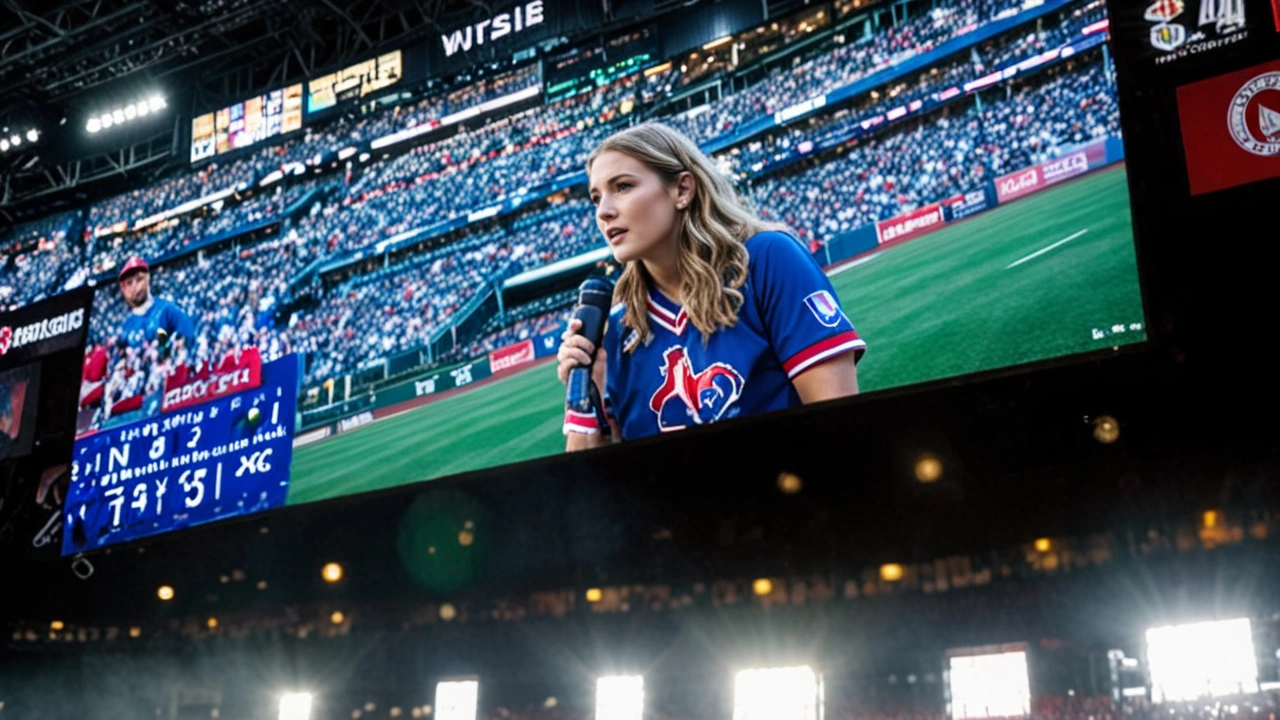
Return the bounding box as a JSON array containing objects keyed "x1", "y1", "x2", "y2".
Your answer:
[
  {"x1": 117, "y1": 256, "x2": 195, "y2": 353},
  {"x1": 557, "y1": 123, "x2": 866, "y2": 450}
]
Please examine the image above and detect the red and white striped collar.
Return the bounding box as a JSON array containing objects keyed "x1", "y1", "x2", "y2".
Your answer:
[{"x1": 646, "y1": 291, "x2": 688, "y2": 336}]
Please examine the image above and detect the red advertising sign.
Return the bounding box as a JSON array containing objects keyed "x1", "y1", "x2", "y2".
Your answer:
[
  {"x1": 876, "y1": 203, "x2": 945, "y2": 245},
  {"x1": 488, "y1": 339, "x2": 536, "y2": 373},
  {"x1": 1177, "y1": 58, "x2": 1280, "y2": 195},
  {"x1": 162, "y1": 347, "x2": 264, "y2": 412},
  {"x1": 995, "y1": 140, "x2": 1108, "y2": 203},
  {"x1": 995, "y1": 166, "x2": 1044, "y2": 204}
]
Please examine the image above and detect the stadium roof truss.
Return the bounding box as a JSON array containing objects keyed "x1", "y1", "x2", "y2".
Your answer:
[{"x1": 0, "y1": 0, "x2": 488, "y2": 217}]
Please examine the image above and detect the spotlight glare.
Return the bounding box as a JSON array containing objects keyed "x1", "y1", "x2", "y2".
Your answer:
[
  {"x1": 137, "y1": 101, "x2": 151, "y2": 116},
  {"x1": 949, "y1": 649, "x2": 1031, "y2": 719},
  {"x1": 330, "y1": 611, "x2": 345, "y2": 625},
  {"x1": 279, "y1": 692, "x2": 313, "y2": 720},
  {"x1": 597, "y1": 675, "x2": 644, "y2": 720},
  {"x1": 586, "y1": 588, "x2": 603, "y2": 603},
  {"x1": 206, "y1": 617, "x2": 218, "y2": 629},
  {"x1": 733, "y1": 666, "x2": 821, "y2": 720},
  {"x1": 880, "y1": 563, "x2": 904, "y2": 582},
  {"x1": 1146, "y1": 618, "x2": 1259, "y2": 701},
  {"x1": 1092, "y1": 415, "x2": 1120, "y2": 443},
  {"x1": 128, "y1": 626, "x2": 142, "y2": 638},
  {"x1": 10, "y1": 135, "x2": 19, "y2": 146},
  {"x1": 50, "y1": 620, "x2": 65, "y2": 631},
  {"x1": 777, "y1": 471, "x2": 803, "y2": 494},
  {"x1": 1034, "y1": 538, "x2": 1052, "y2": 553},
  {"x1": 434, "y1": 680, "x2": 477, "y2": 720},
  {"x1": 112, "y1": 110, "x2": 124, "y2": 123},
  {"x1": 101, "y1": 114, "x2": 114, "y2": 128},
  {"x1": 25, "y1": 129, "x2": 37, "y2": 142},
  {"x1": 322, "y1": 562, "x2": 343, "y2": 583},
  {"x1": 752, "y1": 578, "x2": 773, "y2": 596},
  {"x1": 157, "y1": 585, "x2": 175, "y2": 601},
  {"x1": 149, "y1": 95, "x2": 166, "y2": 111},
  {"x1": 124, "y1": 104, "x2": 137, "y2": 119},
  {"x1": 914, "y1": 453, "x2": 943, "y2": 483},
  {"x1": 439, "y1": 603, "x2": 457, "y2": 621},
  {"x1": 0, "y1": 139, "x2": 8, "y2": 151}
]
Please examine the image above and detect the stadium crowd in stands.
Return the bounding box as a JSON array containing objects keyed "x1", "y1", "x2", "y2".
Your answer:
[
  {"x1": 0, "y1": 210, "x2": 86, "y2": 309},
  {"x1": 749, "y1": 56, "x2": 1118, "y2": 241}
]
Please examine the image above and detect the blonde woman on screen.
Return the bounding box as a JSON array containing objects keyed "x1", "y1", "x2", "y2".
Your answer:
[{"x1": 556, "y1": 123, "x2": 866, "y2": 451}]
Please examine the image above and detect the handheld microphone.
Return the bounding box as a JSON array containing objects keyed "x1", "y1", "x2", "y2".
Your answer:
[{"x1": 565, "y1": 276, "x2": 615, "y2": 417}]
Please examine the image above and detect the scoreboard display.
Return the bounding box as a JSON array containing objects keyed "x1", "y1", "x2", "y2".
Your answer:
[
  {"x1": 306, "y1": 50, "x2": 403, "y2": 114},
  {"x1": 190, "y1": 83, "x2": 304, "y2": 163}
]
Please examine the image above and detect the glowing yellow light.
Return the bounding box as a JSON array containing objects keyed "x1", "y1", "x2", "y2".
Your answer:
[
  {"x1": 1035, "y1": 538, "x2": 1052, "y2": 553},
  {"x1": 752, "y1": 578, "x2": 773, "y2": 596},
  {"x1": 391, "y1": 709, "x2": 403, "y2": 718},
  {"x1": 880, "y1": 563, "x2": 905, "y2": 582},
  {"x1": 257, "y1": 580, "x2": 268, "y2": 590},
  {"x1": 50, "y1": 620, "x2": 64, "y2": 631},
  {"x1": 128, "y1": 626, "x2": 141, "y2": 638},
  {"x1": 206, "y1": 617, "x2": 218, "y2": 629},
  {"x1": 331, "y1": 611, "x2": 345, "y2": 625},
  {"x1": 439, "y1": 603, "x2": 457, "y2": 621},
  {"x1": 586, "y1": 588, "x2": 603, "y2": 603},
  {"x1": 458, "y1": 530, "x2": 474, "y2": 547},
  {"x1": 322, "y1": 563, "x2": 344, "y2": 583},
  {"x1": 157, "y1": 585, "x2": 175, "y2": 601},
  {"x1": 1203, "y1": 510, "x2": 1218, "y2": 528},
  {"x1": 1093, "y1": 415, "x2": 1120, "y2": 444},
  {"x1": 777, "y1": 472, "x2": 802, "y2": 494},
  {"x1": 914, "y1": 454, "x2": 943, "y2": 483}
]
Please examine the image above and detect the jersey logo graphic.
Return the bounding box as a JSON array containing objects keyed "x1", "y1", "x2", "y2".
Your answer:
[
  {"x1": 648, "y1": 346, "x2": 745, "y2": 431},
  {"x1": 804, "y1": 291, "x2": 844, "y2": 328}
]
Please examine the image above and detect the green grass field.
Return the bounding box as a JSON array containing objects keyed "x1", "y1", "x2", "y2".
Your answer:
[{"x1": 286, "y1": 166, "x2": 1145, "y2": 505}]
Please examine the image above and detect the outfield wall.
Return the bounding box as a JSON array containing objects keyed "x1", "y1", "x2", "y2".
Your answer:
[{"x1": 818, "y1": 136, "x2": 1125, "y2": 267}]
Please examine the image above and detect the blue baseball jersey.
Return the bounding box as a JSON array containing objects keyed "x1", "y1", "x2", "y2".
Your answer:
[
  {"x1": 122, "y1": 297, "x2": 195, "y2": 349},
  {"x1": 601, "y1": 230, "x2": 865, "y2": 440}
]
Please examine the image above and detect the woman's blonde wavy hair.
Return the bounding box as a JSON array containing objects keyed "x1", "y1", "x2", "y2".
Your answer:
[{"x1": 587, "y1": 122, "x2": 787, "y2": 353}]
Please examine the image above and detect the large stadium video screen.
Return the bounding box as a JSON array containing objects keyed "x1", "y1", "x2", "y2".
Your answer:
[
  {"x1": 54, "y1": 0, "x2": 1144, "y2": 554},
  {"x1": 190, "y1": 83, "x2": 304, "y2": 163}
]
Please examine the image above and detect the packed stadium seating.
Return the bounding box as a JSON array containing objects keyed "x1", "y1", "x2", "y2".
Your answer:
[
  {"x1": 749, "y1": 54, "x2": 1119, "y2": 241},
  {"x1": 0, "y1": 210, "x2": 86, "y2": 309}
]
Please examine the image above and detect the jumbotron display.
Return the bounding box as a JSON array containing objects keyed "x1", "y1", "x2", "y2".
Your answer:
[
  {"x1": 190, "y1": 83, "x2": 304, "y2": 162},
  {"x1": 0, "y1": 0, "x2": 1145, "y2": 554}
]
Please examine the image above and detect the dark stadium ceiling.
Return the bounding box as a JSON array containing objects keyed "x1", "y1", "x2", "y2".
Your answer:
[{"x1": 0, "y1": 0, "x2": 539, "y2": 221}]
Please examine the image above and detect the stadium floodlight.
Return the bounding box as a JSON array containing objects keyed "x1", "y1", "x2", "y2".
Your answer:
[
  {"x1": 279, "y1": 692, "x2": 313, "y2": 720},
  {"x1": 948, "y1": 649, "x2": 1032, "y2": 719},
  {"x1": 25, "y1": 129, "x2": 37, "y2": 142},
  {"x1": 87, "y1": 94, "x2": 165, "y2": 134},
  {"x1": 733, "y1": 666, "x2": 821, "y2": 720},
  {"x1": 9, "y1": 135, "x2": 19, "y2": 146},
  {"x1": 1146, "y1": 618, "x2": 1259, "y2": 702},
  {"x1": 434, "y1": 680, "x2": 478, "y2": 720},
  {"x1": 0, "y1": 139, "x2": 7, "y2": 152},
  {"x1": 596, "y1": 676, "x2": 643, "y2": 720}
]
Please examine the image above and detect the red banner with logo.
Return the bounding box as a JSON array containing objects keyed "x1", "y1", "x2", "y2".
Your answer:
[
  {"x1": 488, "y1": 339, "x2": 536, "y2": 374},
  {"x1": 162, "y1": 347, "x2": 264, "y2": 412},
  {"x1": 875, "y1": 203, "x2": 945, "y2": 245},
  {"x1": 1177, "y1": 59, "x2": 1280, "y2": 196}
]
